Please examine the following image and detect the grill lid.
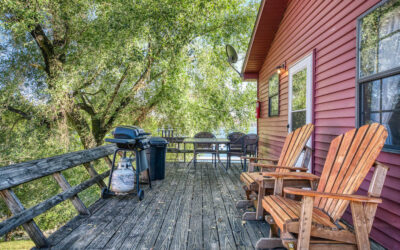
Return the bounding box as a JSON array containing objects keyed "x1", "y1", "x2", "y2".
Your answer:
[
  {"x1": 105, "y1": 126, "x2": 151, "y2": 150},
  {"x1": 113, "y1": 125, "x2": 146, "y2": 139}
]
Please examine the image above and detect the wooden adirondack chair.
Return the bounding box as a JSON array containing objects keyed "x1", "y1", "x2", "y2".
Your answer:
[
  {"x1": 237, "y1": 124, "x2": 314, "y2": 220},
  {"x1": 256, "y1": 123, "x2": 388, "y2": 250}
]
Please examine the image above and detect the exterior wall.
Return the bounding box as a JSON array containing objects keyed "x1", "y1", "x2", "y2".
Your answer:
[{"x1": 257, "y1": 0, "x2": 400, "y2": 248}]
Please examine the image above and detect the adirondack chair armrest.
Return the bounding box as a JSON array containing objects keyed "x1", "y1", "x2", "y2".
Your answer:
[
  {"x1": 241, "y1": 156, "x2": 279, "y2": 163},
  {"x1": 251, "y1": 163, "x2": 308, "y2": 172},
  {"x1": 283, "y1": 187, "x2": 382, "y2": 203},
  {"x1": 260, "y1": 172, "x2": 320, "y2": 181}
]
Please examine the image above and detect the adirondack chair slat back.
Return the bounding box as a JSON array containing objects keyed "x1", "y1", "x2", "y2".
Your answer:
[
  {"x1": 276, "y1": 124, "x2": 314, "y2": 173},
  {"x1": 314, "y1": 123, "x2": 387, "y2": 221}
]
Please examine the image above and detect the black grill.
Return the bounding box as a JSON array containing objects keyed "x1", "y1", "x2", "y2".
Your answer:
[{"x1": 102, "y1": 126, "x2": 152, "y2": 200}]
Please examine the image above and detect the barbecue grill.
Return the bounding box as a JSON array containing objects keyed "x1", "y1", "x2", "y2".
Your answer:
[{"x1": 103, "y1": 126, "x2": 152, "y2": 200}]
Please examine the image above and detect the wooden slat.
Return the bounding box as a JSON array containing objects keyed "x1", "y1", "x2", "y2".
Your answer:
[
  {"x1": 324, "y1": 125, "x2": 369, "y2": 214},
  {"x1": 314, "y1": 134, "x2": 344, "y2": 207},
  {"x1": 317, "y1": 128, "x2": 356, "y2": 210},
  {"x1": 273, "y1": 195, "x2": 297, "y2": 219},
  {"x1": 324, "y1": 125, "x2": 371, "y2": 215},
  {"x1": 284, "y1": 197, "x2": 335, "y2": 227},
  {"x1": 262, "y1": 196, "x2": 289, "y2": 229},
  {"x1": 331, "y1": 124, "x2": 387, "y2": 220},
  {"x1": 281, "y1": 124, "x2": 313, "y2": 171},
  {"x1": 0, "y1": 145, "x2": 115, "y2": 190},
  {"x1": 279, "y1": 127, "x2": 301, "y2": 167},
  {"x1": 319, "y1": 129, "x2": 359, "y2": 211},
  {"x1": 266, "y1": 195, "x2": 337, "y2": 229}
]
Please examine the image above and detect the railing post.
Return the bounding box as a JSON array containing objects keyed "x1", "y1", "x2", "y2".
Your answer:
[
  {"x1": 0, "y1": 189, "x2": 48, "y2": 248},
  {"x1": 52, "y1": 172, "x2": 90, "y2": 215}
]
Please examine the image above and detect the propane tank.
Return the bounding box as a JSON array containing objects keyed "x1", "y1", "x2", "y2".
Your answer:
[{"x1": 111, "y1": 157, "x2": 135, "y2": 194}]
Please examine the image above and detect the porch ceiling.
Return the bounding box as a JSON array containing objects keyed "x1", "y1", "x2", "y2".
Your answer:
[{"x1": 242, "y1": 0, "x2": 288, "y2": 80}]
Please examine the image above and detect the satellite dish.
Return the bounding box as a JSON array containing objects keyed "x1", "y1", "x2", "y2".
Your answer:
[
  {"x1": 226, "y1": 44, "x2": 238, "y2": 64},
  {"x1": 225, "y1": 44, "x2": 242, "y2": 77}
]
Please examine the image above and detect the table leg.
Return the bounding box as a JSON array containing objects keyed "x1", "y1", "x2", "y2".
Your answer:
[{"x1": 184, "y1": 143, "x2": 186, "y2": 163}]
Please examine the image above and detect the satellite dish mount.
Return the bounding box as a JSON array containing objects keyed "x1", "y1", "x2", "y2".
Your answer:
[{"x1": 226, "y1": 44, "x2": 242, "y2": 77}]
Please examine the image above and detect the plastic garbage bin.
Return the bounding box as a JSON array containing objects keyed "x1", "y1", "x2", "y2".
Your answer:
[{"x1": 147, "y1": 137, "x2": 168, "y2": 180}]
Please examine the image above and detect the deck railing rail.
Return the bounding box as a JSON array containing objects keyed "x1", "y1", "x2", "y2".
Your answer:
[{"x1": 0, "y1": 144, "x2": 116, "y2": 248}]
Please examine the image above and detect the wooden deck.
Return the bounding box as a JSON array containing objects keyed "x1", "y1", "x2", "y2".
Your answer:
[{"x1": 47, "y1": 162, "x2": 271, "y2": 249}]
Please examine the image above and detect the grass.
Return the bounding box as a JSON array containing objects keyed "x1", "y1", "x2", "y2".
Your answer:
[{"x1": 0, "y1": 240, "x2": 34, "y2": 250}]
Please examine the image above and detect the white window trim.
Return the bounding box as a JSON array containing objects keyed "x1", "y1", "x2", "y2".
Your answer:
[{"x1": 288, "y1": 53, "x2": 313, "y2": 132}]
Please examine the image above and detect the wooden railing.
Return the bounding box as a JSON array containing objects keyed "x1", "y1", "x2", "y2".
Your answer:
[{"x1": 0, "y1": 144, "x2": 116, "y2": 248}]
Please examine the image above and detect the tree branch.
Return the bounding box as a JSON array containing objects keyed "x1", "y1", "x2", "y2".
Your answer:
[
  {"x1": 76, "y1": 94, "x2": 96, "y2": 116},
  {"x1": 5, "y1": 106, "x2": 32, "y2": 120},
  {"x1": 103, "y1": 56, "x2": 154, "y2": 130},
  {"x1": 4, "y1": 105, "x2": 52, "y2": 128},
  {"x1": 30, "y1": 24, "x2": 55, "y2": 77},
  {"x1": 72, "y1": 67, "x2": 103, "y2": 96},
  {"x1": 103, "y1": 65, "x2": 131, "y2": 115}
]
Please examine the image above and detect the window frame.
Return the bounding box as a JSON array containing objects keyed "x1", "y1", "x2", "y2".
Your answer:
[
  {"x1": 356, "y1": 0, "x2": 400, "y2": 153},
  {"x1": 268, "y1": 73, "x2": 280, "y2": 117}
]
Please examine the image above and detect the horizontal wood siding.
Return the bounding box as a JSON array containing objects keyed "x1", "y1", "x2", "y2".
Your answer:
[{"x1": 256, "y1": 0, "x2": 400, "y2": 248}]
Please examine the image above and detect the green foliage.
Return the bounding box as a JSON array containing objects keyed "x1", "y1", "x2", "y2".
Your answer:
[
  {"x1": 0, "y1": 240, "x2": 34, "y2": 249},
  {"x1": 0, "y1": 0, "x2": 260, "y2": 235}
]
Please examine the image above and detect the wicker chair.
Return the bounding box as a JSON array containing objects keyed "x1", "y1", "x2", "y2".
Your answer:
[
  {"x1": 227, "y1": 132, "x2": 246, "y2": 169},
  {"x1": 193, "y1": 132, "x2": 217, "y2": 168}
]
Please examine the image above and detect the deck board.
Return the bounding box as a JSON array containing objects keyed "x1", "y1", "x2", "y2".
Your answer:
[{"x1": 48, "y1": 162, "x2": 270, "y2": 249}]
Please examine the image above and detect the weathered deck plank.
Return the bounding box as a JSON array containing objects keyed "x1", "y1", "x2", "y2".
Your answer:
[
  {"x1": 137, "y1": 163, "x2": 190, "y2": 249},
  {"x1": 225, "y1": 164, "x2": 270, "y2": 238},
  {"x1": 168, "y1": 164, "x2": 195, "y2": 250},
  {"x1": 107, "y1": 163, "x2": 182, "y2": 249},
  {"x1": 48, "y1": 162, "x2": 270, "y2": 249},
  {"x1": 187, "y1": 163, "x2": 203, "y2": 250},
  {"x1": 152, "y1": 164, "x2": 192, "y2": 250},
  {"x1": 213, "y1": 163, "x2": 254, "y2": 249},
  {"x1": 207, "y1": 163, "x2": 238, "y2": 250},
  {"x1": 202, "y1": 164, "x2": 220, "y2": 250}
]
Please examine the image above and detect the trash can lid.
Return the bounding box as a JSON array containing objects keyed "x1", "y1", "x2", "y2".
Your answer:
[{"x1": 149, "y1": 137, "x2": 169, "y2": 146}]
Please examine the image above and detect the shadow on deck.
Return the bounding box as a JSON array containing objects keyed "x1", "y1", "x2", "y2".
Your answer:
[{"x1": 47, "y1": 163, "x2": 270, "y2": 249}]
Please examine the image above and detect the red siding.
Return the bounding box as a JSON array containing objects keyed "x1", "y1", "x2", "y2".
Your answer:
[{"x1": 255, "y1": 0, "x2": 400, "y2": 248}]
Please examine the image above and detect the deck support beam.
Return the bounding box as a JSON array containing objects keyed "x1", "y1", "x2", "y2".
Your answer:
[
  {"x1": 53, "y1": 172, "x2": 90, "y2": 215},
  {"x1": 0, "y1": 189, "x2": 48, "y2": 248},
  {"x1": 83, "y1": 163, "x2": 106, "y2": 188}
]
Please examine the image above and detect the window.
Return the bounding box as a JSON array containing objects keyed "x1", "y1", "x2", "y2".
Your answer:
[
  {"x1": 358, "y1": 0, "x2": 400, "y2": 152},
  {"x1": 291, "y1": 68, "x2": 307, "y2": 131},
  {"x1": 268, "y1": 73, "x2": 279, "y2": 116}
]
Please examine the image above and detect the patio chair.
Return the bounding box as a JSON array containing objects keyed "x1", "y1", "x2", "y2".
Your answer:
[
  {"x1": 193, "y1": 132, "x2": 217, "y2": 168},
  {"x1": 241, "y1": 133, "x2": 258, "y2": 170},
  {"x1": 256, "y1": 123, "x2": 388, "y2": 250},
  {"x1": 237, "y1": 124, "x2": 314, "y2": 218},
  {"x1": 227, "y1": 132, "x2": 246, "y2": 169}
]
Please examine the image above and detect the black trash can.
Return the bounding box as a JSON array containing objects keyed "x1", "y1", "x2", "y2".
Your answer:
[{"x1": 147, "y1": 137, "x2": 168, "y2": 180}]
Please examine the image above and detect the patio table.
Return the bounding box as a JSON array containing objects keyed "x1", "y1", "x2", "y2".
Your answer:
[{"x1": 183, "y1": 138, "x2": 230, "y2": 170}]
